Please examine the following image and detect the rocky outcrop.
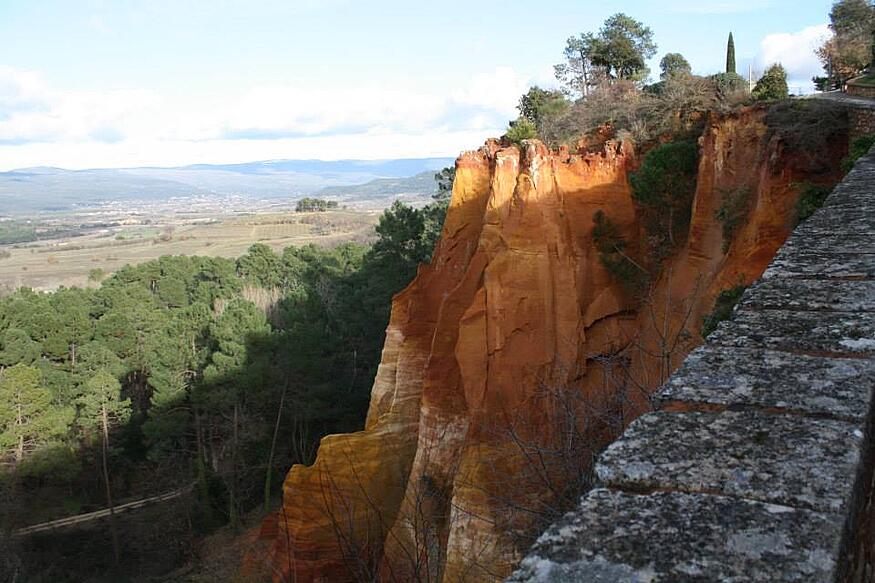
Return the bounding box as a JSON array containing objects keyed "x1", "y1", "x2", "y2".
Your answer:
[
  {"x1": 510, "y1": 141, "x2": 875, "y2": 583},
  {"x1": 263, "y1": 106, "x2": 849, "y2": 582}
]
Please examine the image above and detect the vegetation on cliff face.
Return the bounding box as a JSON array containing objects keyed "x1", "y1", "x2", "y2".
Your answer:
[
  {"x1": 716, "y1": 187, "x2": 754, "y2": 252},
  {"x1": 844, "y1": 134, "x2": 875, "y2": 172},
  {"x1": 701, "y1": 284, "x2": 748, "y2": 337},
  {"x1": 592, "y1": 210, "x2": 643, "y2": 291},
  {"x1": 794, "y1": 182, "x2": 835, "y2": 225},
  {"x1": 631, "y1": 141, "x2": 699, "y2": 255}
]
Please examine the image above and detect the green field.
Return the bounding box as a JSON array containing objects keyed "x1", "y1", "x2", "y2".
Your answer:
[{"x1": 0, "y1": 210, "x2": 380, "y2": 291}]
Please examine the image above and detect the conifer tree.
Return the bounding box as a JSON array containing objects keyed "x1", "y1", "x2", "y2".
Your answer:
[
  {"x1": 752, "y1": 63, "x2": 789, "y2": 101},
  {"x1": 0, "y1": 364, "x2": 72, "y2": 464},
  {"x1": 79, "y1": 370, "x2": 130, "y2": 565},
  {"x1": 726, "y1": 32, "x2": 737, "y2": 74}
]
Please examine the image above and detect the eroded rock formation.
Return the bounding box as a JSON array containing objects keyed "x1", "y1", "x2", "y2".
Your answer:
[{"x1": 260, "y1": 105, "x2": 848, "y2": 582}]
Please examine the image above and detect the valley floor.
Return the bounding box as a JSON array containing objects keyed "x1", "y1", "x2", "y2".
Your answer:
[{"x1": 0, "y1": 209, "x2": 380, "y2": 291}]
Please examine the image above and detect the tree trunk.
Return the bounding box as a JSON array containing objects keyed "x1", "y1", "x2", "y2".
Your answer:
[
  {"x1": 578, "y1": 48, "x2": 590, "y2": 97},
  {"x1": 229, "y1": 403, "x2": 239, "y2": 529},
  {"x1": 264, "y1": 382, "x2": 287, "y2": 512},
  {"x1": 102, "y1": 405, "x2": 121, "y2": 565},
  {"x1": 16, "y1": 403, "x2": 23, "y2": 464},
  {"x1": 193, "y1": 410, "x2": 215, "y2": 524}
]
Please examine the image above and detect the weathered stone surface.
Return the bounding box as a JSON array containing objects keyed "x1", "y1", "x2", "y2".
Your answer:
[
  {"x1": 596, "y1": 410, "x2": 863, "y2": 513},
  {"x1": 794, "y1": 207, "x2": 875, "y2": 236},
  {"x1": 777, "y1": 234, "x2": 875, "y2": 257},
  {"x1": 763, "y1": 251, "x2": 875, "y2": 279},
  {"x1": 738, "y1": 278, "x2": 875, "y2": 312},
  {"x1": 508, "y1": 489, "x2": 842, "y2": 583},
  {"x1": 709, "y1": 309, "x2": 875, "y2": 354},
  {"x1": 658, "y1": 345, "x2": 875, "y2": 422}
]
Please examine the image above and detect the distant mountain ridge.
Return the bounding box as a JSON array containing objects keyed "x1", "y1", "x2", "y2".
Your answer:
[
  {"x1": 0, "y1": 157, "x2": 454, "y2": 214},
  {"x1": 314, "y1": 171, "x2": 441, "y2": 206}
]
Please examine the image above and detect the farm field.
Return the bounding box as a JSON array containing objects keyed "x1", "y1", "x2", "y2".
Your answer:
[{"x1": 0, "y1": 210, "x2": 380, "y2": 290}]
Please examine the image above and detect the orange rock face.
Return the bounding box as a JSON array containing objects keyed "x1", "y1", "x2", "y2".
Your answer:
[{"x1": 261, "y1": 107, "x2": 848, "y2": 582}]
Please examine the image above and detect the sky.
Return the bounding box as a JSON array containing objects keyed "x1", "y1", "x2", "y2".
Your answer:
[{"x1": 0, "y1": 0, "x2": 835, "y2": 170}]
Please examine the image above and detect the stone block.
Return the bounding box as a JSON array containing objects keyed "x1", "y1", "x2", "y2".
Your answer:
[
  {"x1": 738, "y1": 279, "x2": 875, "y2": 312},
  {"x1": 508, "y1": 489, "x2": 842, "y2": 583},
  {"x1": 709, "y1": 309, "x2": 875, "y2": 354},
  {"x1": 596, "y1": 410, "x2": 863, "y2": 513},
  {"x1": 658, "y1": 345, "x2": 875, "y2": 422}
]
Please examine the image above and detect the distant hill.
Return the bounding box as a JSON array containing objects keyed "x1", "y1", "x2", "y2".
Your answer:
[
  {"x1": 315, "y1": 171, "x2": 441, "y2": 207},
  {"x1": 0, "y1": 158, "x2": 454, "y2": 214}
]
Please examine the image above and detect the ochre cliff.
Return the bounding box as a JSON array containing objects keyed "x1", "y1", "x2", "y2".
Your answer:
[{"x1": 260, "y1": 105, "x2": 848, "y2": 582}]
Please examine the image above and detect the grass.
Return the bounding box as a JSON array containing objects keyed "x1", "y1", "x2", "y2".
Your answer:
[
  {"x1": 850, "y1": 73, "x2": 875, "y2": 88},
  {"x1": 0, "y1": 210, "x2": 380, "y2": 291}
]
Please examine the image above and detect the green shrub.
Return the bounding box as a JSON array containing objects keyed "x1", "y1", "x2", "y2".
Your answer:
[
  {"x1": 712, "y1": 72, "x2": 747, "y2": 99},
  {"x1": 701, "y1": 284, "x2": 748, "y2": 337},
  {"x1": 715, "y1": 187, "x2": 753, "y2": 252},
  {"x1": 504, "y1": 117, "x2": 538, "y2": 146},
  {"x1": 794, "y1": 182, "x2": 833, "y2": 225},
  {"x1": 630, "y1": 141, "x2": 699, "y2": 258},
  {"x1": 591, "y1": 210, "x2": 645, "y2": 291},
  {"x1": 752, "y1": 64, "x2": 789, "y2": 101},
  {"x1": 842, "y1": 134, "x2": 875, "y2": 173}
]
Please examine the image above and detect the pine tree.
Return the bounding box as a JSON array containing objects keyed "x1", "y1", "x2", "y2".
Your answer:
[
  {"x1": 79, "y1": 370, "x2": 131, "y2": 565},
  {"x1": 727, "y1": 32, "x2": 737, "y2": 74},
  {"x1": 0, "y1": 364, "x2": 72, "y2": 464},
  {"x1": 752, "y1": 64, "x2": 789, "y2": 101}
]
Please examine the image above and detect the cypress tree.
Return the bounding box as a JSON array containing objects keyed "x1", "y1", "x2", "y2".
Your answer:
[{"x1": 726, "y1": 32, "x2": 737, "y2": 74}]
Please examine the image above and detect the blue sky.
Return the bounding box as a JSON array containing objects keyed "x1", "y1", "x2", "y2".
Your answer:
[{"x1": 0, "y1": 0, "x2": 834, "y2": 169}]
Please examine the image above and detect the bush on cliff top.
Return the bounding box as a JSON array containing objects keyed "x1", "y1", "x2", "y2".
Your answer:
[
  {"x1": 752, "y1": 64, "x2": 789, "y2": 101},
  {"x1": 504, "y1": 117, "x2": 538, "y2": 146},
  {"x1": 765, "y1": 100, "x2": 849, "y2": 158}
]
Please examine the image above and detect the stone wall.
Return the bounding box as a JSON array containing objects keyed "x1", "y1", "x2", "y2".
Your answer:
[
  {"x1": 848, "y1": 83, "x2": 875, "y2": 100},
  {"x1": 852, "y1": 109, "x2": 875, "y2": 142},
  {"x1": 509, "y1": 148, "x2": 875, "y2": 582}
]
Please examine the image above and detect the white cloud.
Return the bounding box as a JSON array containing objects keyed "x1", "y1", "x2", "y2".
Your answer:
[
  {"x1": 757, "y1": 24, "x2": 831, "y2": 89},
  {"x1": 451, "y1": 66, "x2": 530, "y2": 118},
  {"x1": 0, "y1": 65, "x2": 547, "y2": 169}
]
